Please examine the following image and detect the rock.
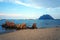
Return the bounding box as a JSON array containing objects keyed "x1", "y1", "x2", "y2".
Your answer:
[
  {"x1": 32, "y1": 23, "x2": 37, "y2": 29},
  {"x1": 16, "y1": 24, "x2": 21, "y2": 29},
  {"x1": 6, "y1": 21, "x2": 15, "y2": 27},
  {"x1": 2, "y1": 21, "x2": 15, "y2": 29},
  {"x1": 9, "y1": 22, "x2": 15, "y2": 27},
  {"x1": 2, "y1": 24, "x2": 6, "y2": 27},
  {"x1": 21, "y1": 23, "x2": 26, "y2": 29},
  {"x1": 5, "y1": 21, "x2": 10, "y2": 27}
]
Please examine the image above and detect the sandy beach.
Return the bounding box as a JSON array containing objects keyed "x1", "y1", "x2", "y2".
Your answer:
[{"x1": 0, "y1": 28, "x2": 60, "y2": 40}]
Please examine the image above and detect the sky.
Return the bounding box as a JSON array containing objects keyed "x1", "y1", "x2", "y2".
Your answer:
[{"x1": 0, "y1": 0, "x2": 60, "y2": 19}]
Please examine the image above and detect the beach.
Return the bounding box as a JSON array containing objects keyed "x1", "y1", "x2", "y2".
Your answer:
[{"x1": 0, "y1": 28, "x2": 60, "y2": 40}]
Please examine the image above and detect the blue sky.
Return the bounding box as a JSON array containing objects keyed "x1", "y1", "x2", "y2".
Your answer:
[{"x1": 0, "y1": 0, "x2": 60, "y2": 19}]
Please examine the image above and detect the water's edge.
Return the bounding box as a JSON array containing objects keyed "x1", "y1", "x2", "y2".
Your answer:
[{"x1": 0, "y1": 19, "x2": 60, "y2": 34}]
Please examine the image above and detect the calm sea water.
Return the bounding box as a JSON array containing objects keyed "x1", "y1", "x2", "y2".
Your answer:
[{"x1": 0, "y1": 19, "x2": 60, "y2": 34}]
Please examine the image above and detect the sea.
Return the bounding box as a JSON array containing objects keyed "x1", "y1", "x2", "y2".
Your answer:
[{"x1": 0, "y1": 19, "x2": 60, "y2": 34}]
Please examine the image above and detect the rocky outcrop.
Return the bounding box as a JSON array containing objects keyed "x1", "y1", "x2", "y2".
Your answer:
[
  {"x1": 2, "y1": 21, "x2": 37, "y2": 30},
  {"x1": 16, "y1": 23, "x2": 26, "y2": 30},
  {"x1": 2, "y1": 21, "x2": 16, "y2": 29}
]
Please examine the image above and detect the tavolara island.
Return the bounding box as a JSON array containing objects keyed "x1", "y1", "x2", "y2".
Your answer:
[{"x1": 39, "y1": 14, "x2": 54, "y2": 20}]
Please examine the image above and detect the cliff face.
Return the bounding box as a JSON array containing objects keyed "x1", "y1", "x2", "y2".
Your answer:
[{"x1": 39, "y1": 14, "x2": 54, "y2": 20}]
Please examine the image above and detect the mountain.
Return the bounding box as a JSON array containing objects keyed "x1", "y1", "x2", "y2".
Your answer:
[{"x1": 39, "y1": 14, "x2": 54, "y2": 20}]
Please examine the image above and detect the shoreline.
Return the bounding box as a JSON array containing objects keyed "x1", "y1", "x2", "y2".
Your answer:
[
  {"x1": 0, "y1": 27, "x2": 59, "y2": 34},
  {"x1": 0, "y1": 28, "x2": 60, "y2": 40}
]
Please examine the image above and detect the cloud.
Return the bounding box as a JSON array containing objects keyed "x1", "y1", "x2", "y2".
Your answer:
[
  {"x1": 44, "y1": 7, "x2": 60, "y2": 19},
  {"x1": 32, "y1": 0, "x2": 60, "y2": 8},
  {"x1": 15, "y1": 0, "x2": 31, "y2": 7},
  {"x1": 0, "y1": 0, "x2": 4, "y2": 2},
  {"x1": 0, "y1": 0, "x2": 42, "y2": 9},
  {"x1": 14, "y1": 0, "x2": 42, "y2": 9},
  {"x1": 0, "y1": 0, "x2": 60, "y2": 8}
]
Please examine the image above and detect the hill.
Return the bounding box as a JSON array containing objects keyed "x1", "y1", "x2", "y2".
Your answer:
[{"x1": 39, "y1": 14, "x2": 54, "y2": 20}]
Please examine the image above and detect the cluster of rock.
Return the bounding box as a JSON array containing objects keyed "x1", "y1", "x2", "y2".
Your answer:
[{"x1": 2, "y1": 21, "x2": 37, "y2": 30}]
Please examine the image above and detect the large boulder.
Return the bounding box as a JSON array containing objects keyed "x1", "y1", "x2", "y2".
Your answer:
[
  {"x1": 21, "y1": 23, "x2": 26, "y2": 29},
  {"x1": 32, "y1": 23, "x2": 37, "y2": 29},
  {"x1": 9, "y1": 22, "x2": 15, "y2": 27}
]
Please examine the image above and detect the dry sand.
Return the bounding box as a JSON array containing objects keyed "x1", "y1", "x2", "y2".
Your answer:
[{"x1": 0, "y1": 28, "x2": 60, "y2": 40}]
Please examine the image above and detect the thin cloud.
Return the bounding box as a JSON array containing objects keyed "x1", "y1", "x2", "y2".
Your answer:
[
  {"x1": 15, "y1": 0, "x2": 31, "y2": 7},
  {"x1": 32, "y1": 0, "x2": 60, "y2": 8},
  {"x1": 0, "y1": 0, "x2": 4, "y2": 2},
  {"x1": 0, "y1": 0, "x2": 42, "y2": 9},
  {"x1": 0, "y1": 0, "x2": 60, "y2": 8},
  {"x1": 14, "y1": 0, "x2": 42, "y2": 9}
]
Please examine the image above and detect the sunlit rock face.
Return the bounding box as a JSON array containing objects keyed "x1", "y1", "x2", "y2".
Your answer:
[
  {"x1": 5, "y1": 21, "x2": 15, "y2": 27},
  {"x1": 2, "y1": 21, "x2": 15, "y2": 29},
  {"x1": 39, "y1": 14, "x2": 54, "y2": 20},
  {"x1": 21, "y1": 23, "x2": 26, "y2": 29},
  {"x1": 16, "y1": 24, "x2": 21, "y2": 29}
]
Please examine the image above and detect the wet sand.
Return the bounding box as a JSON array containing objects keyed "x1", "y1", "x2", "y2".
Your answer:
[{"x1": 0, "y1": 28, "x2": 60, "y2": 40}]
